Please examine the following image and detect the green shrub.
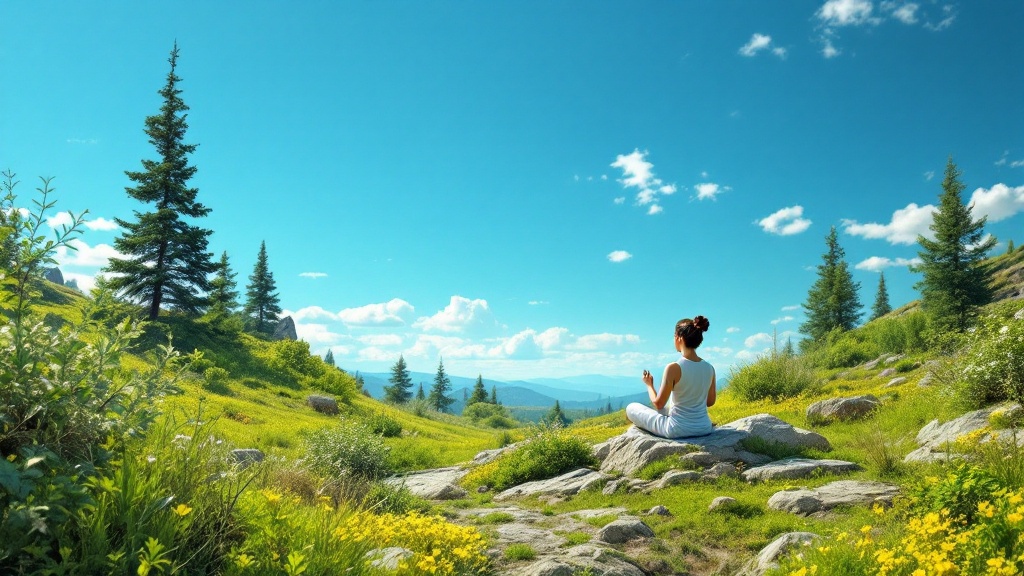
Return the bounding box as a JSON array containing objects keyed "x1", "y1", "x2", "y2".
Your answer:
[
  {"x1": 365, "y1": 412, "x2": 402, "y2": 437},
  {"x1": 859, "y1": 311, "x2": 929, "y2": 355},
  {"x1": 727, "y1": 352, "x2": 818, "y2": 401},
  {"x1": 303, "y1": 423, "x2": 392, "y2": 481},
  {"x1": 504, "y1": 544, "x2": 536, "y2": 561},
  {"x1": 203, "y1": 366, "x2": 233, "y2": 395},
  {"x1": 463, "y1": 426, "x2": 596, "y2": 491},
  {"x1": 482, "y1": 414, "x2": 518, "y2": 429},
  {"x1": 913, "y1": 462, "x2": 1003, "y2": 524},
  {"x1": 479, "y1": 511, "x2": 515, "y2": 524},
  {"x1": 462, "y1": 401, "x2": 517, "y2": 428},
  {"x1": 894, "y1": 359, "x2": 917, "y2": 373},
  {"x1": 361, "y1": 482, "x2": 430, "y2": 515},
  {"x1": 949, "y1": 305, "x2": 1024, "y2": 410}
]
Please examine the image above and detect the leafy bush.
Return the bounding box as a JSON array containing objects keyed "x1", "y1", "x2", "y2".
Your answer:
[
  {"x1": 461, "y1": 426, "x2": 596, "y2": 491},
  {"x1": 949, "y1": 304, "x2": 1024, "y2": 410},
  {"x1": 859, "y1": 311, "x2": 929, "y2": 355},
  {"x1": 727, "y1": 352, "x2": 818, "y2": 401},
  {"x1": 504, "y1": 543, "x2": 536, "y2": 561},
  {"x1": 366, "y1": 411, "x2": 402, "y2": 437},
  {"x1": 462, "y1": 401, "x2": 515, "y2": 425},
  {"x1": 304, "y1": 423, "x2": 392, "y2": 481},
  {"x1": 483, "y1": 414, "x2": 518, "y2": 429}
]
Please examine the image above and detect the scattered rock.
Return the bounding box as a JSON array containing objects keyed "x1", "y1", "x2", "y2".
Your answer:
[
  {"x1": 656, "y1": 469, "x2": 700, "y2": 489},
  {"x1": 648, "y1": 505, "x2": 671, "y2": 516},
  {"x1": 1015, "y1": 307, "x2": 1024, "y2": 321},
  {"x1": 514, "y1": 545, "x2": 647, "y2": 576},
  {"x1": 495, "y1": 523, "x2": 566, "y2": 553},
  {"x1": 708, "y1": 496, "x2": 738, "y2": 512},
  {"x1": 306, "y1": 394, "x2": 339, "y2": 415},
  {"x1": 43, "y1": 267, "x2": 64, "y2": 285},
  {"x1": 722, "y1": 414, "x2": 832, "y2": 452},
  {"x1": 273, "y1": 316, "x2": 298, "y2": 341},
  {"x1": 878, "y1": 368, "x2": 897, "y2": 378},
  {"x1": 883, "y1": 354, "x2": 905, "y2": 365},
  {"x1": 494, "y1": 468, "x2": 610, "y2": 501},
  {"x1": 918, "y1": 373, "x2": 935, "y2": 387},
  {"x1": 366, "y1": 547, "x2": 414, "y2": 571},
  {"x1": 806, "y1": 395, "x2": 880, "y2": 423},
  {"x1": 473, "y1": 447, "x2": 508, "y2": 465},
  {"x1": 230, "y1": 449, "x2": 265, "y2": 467},
  {"x1": 680, "y1": 451, "x2": 718, "y2": 467},
  {"x1": 602, "y1": 479, "x2": 625, "y2": 495},
  {"x1": 863, "y1": 357, "x2": 882, "y2": 370},
  {"x1": 736, "y1": 532, "x2": 820, "y2": 576},
  {"x1": 767, "y1": 480, "x2": 900, "y2": 516},
  {"x1": 885, "y1": 377, "x2": 908, "y2": 388},
  {"x1": 742, "y1": 458, "x2": 862, "y2": 482},
  {"x1": 477, "y1": 485, "x2": 490, "y2": 493},
  {"x1": 703, "y1": 462, "x2": 739, "y2": 479},
  {"x1": 387, "y1": 466, "x2": 468, "y2": 500},
  {"x1": 596, "y1": 517, "x2": 655, "y2": 544},
  {"x1": 904, "y1": 405, "x2": 1018, "y2": 463}
]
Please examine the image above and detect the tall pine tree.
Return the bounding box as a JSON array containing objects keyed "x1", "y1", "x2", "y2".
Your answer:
[
  {"x1": 870, "y1": 272, "x2": 892, "y2": 321},
  {"x1": 427, "y1": 359, "x2": 455, "y2": 413},
  {"x1": 243, "y1": 241, "x2": 281, "y2": 334},
  {"x1": 490, "y1": 385, "x2": 499, "y2": 405},
  {"x1": 106, "y1": 44, "x2": 215, "y2": 319},
  {"x1": 914, "y1": 158, "x2": 996, "y2": 329},
  {"x1": 415, "y1": 383, "x2": 426, "y2": 400},
  {"x1": 543, "y1": 401, "x2": 570, "y2": 427},
  {"x1": 324, "y1": 349, "x2": 335, "y2": 366},
  {"x1": 801, "y1": 226, "x2": 862, "y2": 342},
  {"x1": 467, "y1": 374, "x2": 488, "y2": 405},
  {"x1": 384, "y1": 355, "x2": 413, "y2": 403},
  {"x1": 208, "y1": 251, "x2": 239, "y2": 315}
]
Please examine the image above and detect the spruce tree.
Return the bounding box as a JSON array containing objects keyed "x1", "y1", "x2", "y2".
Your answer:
[
  {"x1": 243, "y1": 241, "x2": 281, "y2": 334},
  {"x1": 415, "y1": 383, "x2": 425, "y2": 400},
  {"x1": 468, "y1": 375, "x2": 488, "y2": 405},
  {"x1": 782, "y1": 337, "x2": 795, "y2": 356},
  {"x1": 106, "y1": 44, "x2": 215, "y2": 319},
  {"x1": 324, "y1": 349, "x2": 335, "y2": 366},
  {"x1": 490, "y1": 385, "x2": 499, "y2": 405},
  {"x1": 914, "y1": 158, "x2": 996, "y2": 329},
  {"x1": 870, "y1": 272, "x2": 893, "y2": 321},
  {"x1": 544, "y1": 401, "x2": 570, "y2": 427},
  {"x1": 1007, "y1": 240, "x2": 1015, "y2": 254},
  {"x1": 208, "y1": 251, "x2": 239, "y2": 315},
  {"x1": 427, "y1": 359, "x2": 455, "y2": 413},
  {"x1": 800, "y1": 226, "x2": 862, "y2": 342},
  {"x1": 383, "y1": 355, "x2": 413, "y2": 403}
]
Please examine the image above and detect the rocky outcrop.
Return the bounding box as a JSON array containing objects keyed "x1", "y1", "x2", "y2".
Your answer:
[
  {"x1": 708, "y1": 496, "x2": 738, "y2": 512},
  {"x1": 494, "y1": 468, "x2": 611, "y2": 501},
  {"x1": 230, "y1": 448, "x2": 265, "y2": 467},
  {"x1": 366, "y1": 547, "x2": 414, "y2": 570},
  {"x1": 596, "y1": 517, "x2": 655, "y2": 544},
  {"x1": 806, "y1": 395, "x2": 880, "y2": 423},
  {"x1": 742, "y1": 458, "x2": 862, "y2": 482},
  {"x1": 387, "y1": 466, "x2": 468, "y2": 500},
  {"x1": 736, "y1": 532, "x2": 820, "y2": 576},
  {"x1": 273, "y1": 316, "x2": 298, "y2": 341},
  {"x1": 508, "y1": 545, "x2": 647, "y2": 576},
  {"x1": 903, "y1": 404, "x2": 1018, "y2": 463},
  {"x1": 306, "y1": 394, "x2": 339, "y2": 415},
  {"x1": 767, "y1": 480, "x2": 900, "y2": 515},
  {"x1": 43, "y1": 267, "x2": 64, "y2": 285},
  {"x1": 885, "y1": 377, "x2": 908, "y2": 388}
]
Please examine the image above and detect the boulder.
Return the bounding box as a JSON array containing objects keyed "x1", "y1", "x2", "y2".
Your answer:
[
  {"x1": 904, "y1": 404, "x2": 1017, "y2": 463},
  {"x1": 767, "y1": 480, "x2": 900, "y2": 515},
  {"x1": 648, "y1": 505, "x2": 671, "y2": 516},
  {"x1": 387, "y1": 466, "x2": 468, "y2": 500},
  {"x1": 43, "y1": 267, "x2": 64, "y2": 285},
  {"x1": 273, "y1": 316, "x2": 298, "y2": 341},
  {"x1": 721, "y1": 414, "x2": 832, "y2": 451},
  {"x1": 230, "y1": 449, "x2": 265, "y2": 467},
  {"x1": 883, "y1": 354, "x2": 905, "y2": 365},
  {"x1": 494, "y1": 468, "x2": 611, "y2": 501},
  {"x1": 516, "y1": 545, "x2": 647, "y2": 576},
  {"x1": 703, "y1": 462, "x2": 739, "y2": 479},
  {"x1": 885, "y1": 377, "x2": 908, "y2": 388},
  {"x1": 656, "y1": 469, "x2": 700, "y2": 488},
  {"x1": 1016, "y1": 308, "x2": 1024, "y2": 321},
  {"x1": 863, "y1": 357, "x2": 883, "y2": 370},
  {"x1": 472, "y1": 447, "x2": 507, "y2": 465},
  {"x1": 306, "y1": 394, "x2": 339, "y2": 415},
  {"x1": 742, "y1": 458, "x2": 862, "y2": 482},
  {"x1": 366, "y1": 547, "x2": 414, "y2": 571},
  {"x1": 806, "y1": 395, "x2": 880, "y2": 423},
  {"x1": 495, "y1": 523, "x2": 566, "y2": 553},
  {"x1": 708, "y1": 496, "x2": 738, "y2": 512},
  {"x1": 736, "y1": 532, "x2": 820, "y2": 576},
  {"x1": 596, "y1": 517, "x2": 655, "y2": 544},
  {"x1": 680, "y1": 451, "x2": 718, "y2": 467},
  {"x1": 917, "y1": 373, "x2": 935, "y2": 387},
  {"x1": 602, "y1": 479, "x2": 625, "y2": 495},
  {"x1": 878, "y1": 368, "x2": 897, "y2": 378}
]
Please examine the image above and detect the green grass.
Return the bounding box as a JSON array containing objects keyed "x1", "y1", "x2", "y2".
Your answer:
[
  {"x1": 478, "y1": 511, "x2": 515, "y2": 524},
  {"x1": 503, "y1": 544, "x2": 536, "y2": 561},
  {"x1": 557, "y1": 530, "x2": 591, "y2": 545}
]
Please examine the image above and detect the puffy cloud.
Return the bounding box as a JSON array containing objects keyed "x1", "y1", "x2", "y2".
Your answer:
[
  {"x1": 492, "y1": 330, "x2": 544, "y2": 360},
  {"x1": 855, "y1": 256, "x2": 922, "y2": 272},
  {"x1": 570, "y1": 333, "x2": 641, "y2": 351},
  {"x1": 299, "y1": 272, "x2": 327, "y2": 279},
  {"x1": 758, "y1": 205, "x2": 812, "y2": 236},
  {"x1": 55, "y1": 239, "x2": 121, "y2": 268},
  {"x1": 817, "y1": 0, "x2": 876, "y2": 27},
  {"x1": 609, "y1": 149, "x2": 677, "y2": 215},
  {"x1": 726, "y1": 327, "x2": 741, "y2": 333},
  {"x1": 739, "y1": 33, "x2": 787, "y2": 58},
  {"x1": 358, "y1": 334, "x2": 404, "y2": 347},
  {"x1": 744, "y1": 332, "x2": 773, "y2": 348},
  {"x1": 884, "y1": 1, "x2": 919, "y2": 24},
  {"x1": 535, "y1": 327, "x2": 569, "y2": 350},
  {"x1": 338, "y1": 298, "x2": 414, "y2": 327},
  {"x1": 822, "y1": 38, "x2": 841, "y2": 58},
  {"x1": 295, "y1": 322, "x2": 344, "y2": 344},
  {"x1": 647, "y1": 205, "x2": 663, "y2": 215},
  {"x1": 413, "y1": 296, "x2": 497, "y2": 334},
  {"x1": 968, "y1": 184, "x2": 1024, "y2": 223},
  {"x1": 842, "y1": 203, "x2": 936, "y2": 245},
  {"x1": 290, "y1": 306, "x2": 338, "y2": 322},
  {"x1": 694, "y1": 182, "x2": 728, "y2": 201},
  {"x1": 62, "y1": 271, "x2": 98, "y2": 293},
  {"x1": 607, "y1": 250, "x2": 633, "y2": 263},
  {"x1": 85, "y1": 217, "x2": 119, "y2": 231},
  {"x1": 613, "y1": 197, "x2": 626, "y2": 205}
]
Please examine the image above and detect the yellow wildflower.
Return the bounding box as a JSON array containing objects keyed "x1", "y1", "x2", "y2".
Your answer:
[{"x1": 172, "y1": 503, "x2": 192, "y2": 517}]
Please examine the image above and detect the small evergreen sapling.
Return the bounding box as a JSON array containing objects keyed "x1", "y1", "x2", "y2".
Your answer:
[
  {"x1": 871, "y1": 272, "x2": 893, "y2": 321},
  {"x1": 427, "y1": 359, "x2": 455, "y2": 413},
  {"x1": 384, "y1": 354, "x2": 413, "y2": 403},
  {"x1": 243, "y1": 241, "x2": 281, "y2": 334}
]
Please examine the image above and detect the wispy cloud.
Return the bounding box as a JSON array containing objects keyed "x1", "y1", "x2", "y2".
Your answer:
[
  {"x1": 781, "y1": 305, "x2": 801, "y2": 311},
  {"x1": 299, "y1": 272, "x2": 328, "y2": 279},
  {"x1": 923, "y1": 171, "x2": 935, "y2": 181},
  {"x1": 607, "y1": 250, "x2": 633, "y2": 263},
  {"x1": 816, "y1": 1, "x2": 954, "y2": 58},
  {"x1": 694, "y1": 182, "x2": 729, "y2": 201},
  {"x1": 528, "y1": 300, "x2": 549, "y2": 306},
  {"x1": 66, "y1": 138, "x2": 99, "y2": 145},
  {"x1": 855, "y1": 256, "x2": 922, "y2": 272},
  {"x1": 817, "y1": 0, "x2": 878, "y2": 27},
  {"x1": 338, "y1": 298, "x2": 414, "y2": 327},
  {"x1": 610, "y1": 149, "x2": 678, "y2": 215},
  {"x1": 739, "y1": 33, "x2": 787, "y2": 58},
  {"x1": 842, "y1": 203, "x2": 936, "y2": 245},
  {"x1": 758, "y1": 205, "x2": 812, "y2": 236},
  {"x1": 726, "y1": 327, "x2": 741, "y2": 334},
  {"x1": 771, "y1": 316, "x2": 795, "y2": 325}
]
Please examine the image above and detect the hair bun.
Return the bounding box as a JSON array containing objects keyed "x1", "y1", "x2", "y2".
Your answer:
[{"x1": 693, "y1": 315, "x2": 710, "y2": 332}]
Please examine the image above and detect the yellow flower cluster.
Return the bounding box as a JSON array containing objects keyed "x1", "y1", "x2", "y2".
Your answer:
[{"x1": 333, "y1": 510, "x2": 489, "y2": 575}]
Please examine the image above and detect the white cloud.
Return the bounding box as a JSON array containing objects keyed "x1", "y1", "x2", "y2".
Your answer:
[
  {"x1": 842, "y1": 203, "x2": 936, "y2": 245},
  {"x1": 923, "y1": 5, "x2": 956, "y2": 31},
  {"x1": 46, "y1": 212, "x2": 75, "y2": 229},
  {"x1": 758, "y1": 205, "x2": 812, "y2": 236},
  {"x1": 535, "y1": 327, "x2": 569, "y2": 350},
  {"x1": 883, "y1": 1, "x2": 919, "y2": 24},
  {"x1": 290, "y1": 306, "x2": 339, "y2": 322},
  {"x1": 607, "y1": 250, "x2": 633, "y2": 263},
  {"x1": 413, "y1": 296, "x2": 497, "y2": 334},
  {"x1": 772, "y1": 47, "x2": 788, "y2": 58},
  {"x1": 694, "y1": 182, "x2": 728, "y2": 201},
  {"x1": 66, "y1": 138, "x2": 98, "y2": 145},
  {"x1": 924, "y1": 171, "x2": 935, "y2": 181},
  {"x1": 726, "y1": 327, "x2": 741, "y2": 334},
  {"x1": 703, "y1": 346, "x2": 735, "y2": 358},
  {"x1": 85, "y1": 217, "x2": 119, "y2": 231},
  {"x1": 855, "y1": 256, "x2": 922, "y2": 272},
  {"x1": 54, "y1": 239, "x2": 121, "y2": 268},
  {"x1": 299, "y1": 272, "x2": 327, "y2": 279},
  {"x1": 817, "y1": 0, "x2": 876, "y2": 27},
  {"x1": 821, "y1": 37, "x2": 841, "y2": 58},
  {"x1": 739, "y1": 33, "x2": 772, "y2": 56},
  {"x1": 1011, "y1": 160, "x2": 1024, "y2": 169},
  {"x1": 996, "y1": 151, "x2": 1010, "y2": 166},
  {"x1": 744, "y1": 332, "x2": 774, "y2": 348},
  {"x1": 781, "y1": 305, "x2": 801, "y2": 311},
  {"x1": 62, "y1": 271, "x2": 98, "y2": 293},
  {"x1": 735, "y1": 349, "x2": 764, "y2": 362},
  {"x1": 338, "y1": 298, "x2": 414, "y2": 327},
  {"x1": 358, "y1": 334, "x2": 404, "y2": 347},
  {"x1": 647, "y1": 205, "x2": 663, "y2": 215},
  {"x1": 659, "y1": 184, "x2": 677, "y2": 195},
  {"x1": 295, "y1": 322, "x2": 344, "y2": 344},
  {"x1": 771, "y1": 316, "x2": 795, "y2": 325},
  {"x1": 968, "y1": 184, "x2": 1024, "y2": 223},
  {"x1": 570, "y1": 333, "x2": 641, "y2": 351},
  {"x1": 492, "y1": 330, "x2": 544, "y2": 360},
  {"x1": 46, "y1": 212, "x2": 119, "y2": 232},
  {"x1": 613, "y1": 197, "x2": 625, "y2": 205},
  {"x1": 610, "y1": 149, "x2": 655, "y2": 189},
  {"x1": 528, "y1": 300, "x2": 549, "y2": 306}
]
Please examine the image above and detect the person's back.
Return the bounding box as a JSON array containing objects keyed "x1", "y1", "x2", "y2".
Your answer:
[{"x1": 667, "y1": 357, "x2": 714, "y2": 437}]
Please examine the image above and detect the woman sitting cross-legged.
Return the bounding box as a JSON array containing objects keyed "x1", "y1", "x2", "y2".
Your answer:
[{"x1": 625, "y1": 316, "x2": 716, "y2": 439}]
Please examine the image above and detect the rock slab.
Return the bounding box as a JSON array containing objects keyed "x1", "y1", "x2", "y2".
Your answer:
[
  {"x1": 494, "y1": 468, "x2": 610, "y2": 501},
  {"x1": 767, "y1": 480, "x2": 900, "y2": 515},
  {"x1": 806, "y1": 395, "x2": 880, "y2": 423},
  {"x1": 736, "y1": 532, "x2": 820, "y2": 576},
  {"x1": 596, "y1": 517, "x2": 655, "y2": 544},
  {"x1": 742, "y1": 457, "x2": 862, "y2": 482},
  {"x1": 388, "y1": 466, "x2": 468, "y2": 500},
  {"x1": 904, "y1": 404, "x2": 1019, "y2": 463}
]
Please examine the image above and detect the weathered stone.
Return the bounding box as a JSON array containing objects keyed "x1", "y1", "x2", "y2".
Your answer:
[
  {"x1": 306, "y1": 394, "x2": 339, "y2": 415},
  {"x1": 736, "y1": 532, "x2": 820, "y2": 576},
  {"x1": 577, "y1": 474, "x2": 607, "y2": 493},
  {"x1": 703, "y1": 462, "x2": 739, "y2": 479},
  {"x1": 495, "y1": 523, "x2": 565, "y2": 553},
  {"x1": 1015, "y1": 307, "x2": 1024, "y2": 321},
  {"x1": 648, "y1": 505, "x2": 670, "y2": 515},
  {"x1": 904, "y1": 404, "x2": 1018, "y2": 463},
  {"x1": 708, "y1": 496, "x2": 737, "y2": 512},
  {"x1": 596, "y1": 517, "x2": 655, "y2": 544},
  {"x1": 388, "y1": 466, "x2": 468, "y2": 500},
  {"x1": 878, "y1": 368, "x2": 897, "y2": 378},
  {"x1": 366, "y1": 547, "x2": 413, "y2": 571},
  {"x1": 516, "y1": 560, "x2": 574, "y2": 576},
  {"x1": 602, "y1": 479, "x2": 625, "y2": 495},
  {"x1": 43, "y1": 267, "x2": 64, "y2": 285},
  {"x1": 863, "y1": 357, "x2": 882, "y2": 370},
  {"x1": 273, "y1": 316, "x2": 298, "y2": 341},
  {"x1": 230, "y1": 449, "x2": 265, "y2": 467},
  {"x1": 806, "y1": 395, "x2": 880, "y2": 423},
  {"x1": 477, "y1": 485, "x2": 490, "y2": 493},
  {"x1": 656, "y1": 469, "x2": 700, "y2": 488},
  {"x1": 883, "y1": 354, "x2": 905, "y2": 365},
  {"x1": 742, "y1": 458, "x2": 862, "y2": 482},
  {"x1": 885, "y1": 377, "x2": 908, "y2": 388},
  {"x1": 767, "y1": 480, "x2": 900, "y2": 516},
  {"x1": 680, "y1": 451, "x2": 718, "y2": 467},
  {"x1": 917, "y1": 373, "x2": 935, "y2": 387},
  {"x1": 514, "y1": 546, "x2": 647, "y2": 576},
  {"x1": 472, "y1": 447, "x2": 507, "y2": 465},
  {"x1": 494, "y1": 468, "x2": 610, "y2": 501},
  {"x1": 720, "y1": 414, "x2": 832, "y2": 452}
]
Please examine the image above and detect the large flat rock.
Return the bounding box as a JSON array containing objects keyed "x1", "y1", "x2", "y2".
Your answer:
[
  {"x1": 742, "y1": 457, "x2": 862, "y2": 482},
  {"x1": 904, "y1": 404, "x2": 1019, "y2": 463},
  {"x1": 767, "y1": 480, "x2": 900, "y2": 515},
  {"x1": 386, "y1": 466, "x2": 468, "y2": 500},
  {"x1": 494, "y1": 468, "x2": 610, "y2": 501}
]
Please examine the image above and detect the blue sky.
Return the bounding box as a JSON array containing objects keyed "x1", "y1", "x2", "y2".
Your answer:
[{"x1": 3, "y1": 1, "x2": 1022, "y2": 382}]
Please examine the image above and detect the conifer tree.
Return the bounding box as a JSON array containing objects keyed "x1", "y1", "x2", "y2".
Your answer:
[
  {"x1": 605, "y1": 400, "x2": 613, "y2": 414},
  {"x1": 324, "y1": 349, "x2": 335, "y2": 366},
  {"x1": 384, "y1": 355, "x2": 413, "y2": 403},
  {"x1": 914, "y1": 158, "x2": 996, "y2": 329},
  {"x1": 106, "y1": 45, "x2": 215, "y2": 319},
  {"x1": 543, "y1": 401, "x2": 570, "y2": 427},
  {"x1": 427, "y1": 359, "x2": 455, "y2": 413},
  {"x1": 208, "y1": 251, "x2": 239, "y2": 315},
  {"x1": 243, "y1": 241, "x2": 281, "y2": 334},
  {"x1": 1006, "y1": 239, "x2": 1014, "y2": 254},
  {"x1": 800, "y1": 226, "x2": 862, "y2": 342},
  {"x1": 415, "y1": 383, "x2": 425, "y2": 400},
  {"x1": 782, "y1": 337, "x2": 795, "y2": 356},
  {"x1": 490, "y1": 385, "x2": 499, "y2": 405},
  {"x1": 870, "y1": 272, "x2": 893, "y2": 321},
  {"x1": 468, "y1": 375, "x2": 488, "y2": 405}
]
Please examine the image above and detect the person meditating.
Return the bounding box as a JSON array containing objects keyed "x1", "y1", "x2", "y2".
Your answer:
[{"x1": 625, "y1": 316, "x2": 716, "y2": 438}]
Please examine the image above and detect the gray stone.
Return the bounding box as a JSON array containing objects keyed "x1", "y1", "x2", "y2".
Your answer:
[
  {"x1": 656, "y1": 469, "x2": 700, "y2": 488},
  {"x1": 704, "y1": 462, "x2": 739, "y2": 479},
  {"x1": 648, "y1": 505, "x2": 671, "y2": 515},
  {"x1": 568, "y1": 507, "x2": 629, "y2": 520},
  {"x1": 230, "y1": 449, "x2": 265, "y2": 467},
  {"x1": 43, "y1": 267, "x2": 64, "y2": 285},
  {"x1": 306, "y1": 394, "x2": 339, "y2": 415},
  {"x1": 883, "y1": 354, "x2": 905, "y2": 365},
  {"x1": 720, "y1": 414, "x2": 832, "y2": 452},
  {"x1": 272, "y1": 316, "x2": 298, "y2": 341},
  {"x1": 1016, "y1": 307, "x2": 1024, "y2": 321},
  {"x1": 767, "y1": 480, "x2": 900, "y2": 515},
  {"x1": 742, "y1": 458, "x2": 862, "y2": 482},
  {"x1": 708, "y1": 496, "x2": 737, "y2": 512},
  {"x1": 596, "y1": 517, "x2": 655, "y2": 544},
  {"x1": 680, "y1": 451, "x2": 718, "y2": 467},
  {"x1": 878, "y1": 368, "x2": 897, "y2": 378},
  {"x1": 736, "y1": 532, "x2": 820, "y2": 576},
  {"x1": 602, "y1": 479, "x2": 625, "y2": 495},
  {"x1": 516, "y1": 560, "x2": 574, "y2": 576},
  {"x1": 806, "y1": 395, "x2": 880, "y2": 423},
  {"x1": 494, "y1": 468, "x2": 610, "y2": 501},
  {"x1": 904, "y1": 404, "x2": 1019, "y2": 463},
  {"x1": 514, "y1": 546, "x2": 647, "y2": 576},
  {"x1": 863, "y1": 357, "x2": 882, "y2": 370},
  {"x1": 472, "y1": 447, "x2": 507, "y2": 465},
  {"x1": 885, "y1": 377, "x2": 908, "y2": 388},
  {"x1": 495, "y1": 523, "x2": 565, "y2": 552},
  {"x1": 577, "y1": 474, "x2": 607, "y2": 493},
  {"x1": 918, "y1": 373, "x2": 935, "y2": 387},
  {"x1": 366, "y1": 547, "x2": 413, "y2": 571},
  {"x1": 388, "y1": 466, "x2": 468, "y2": 500}
]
